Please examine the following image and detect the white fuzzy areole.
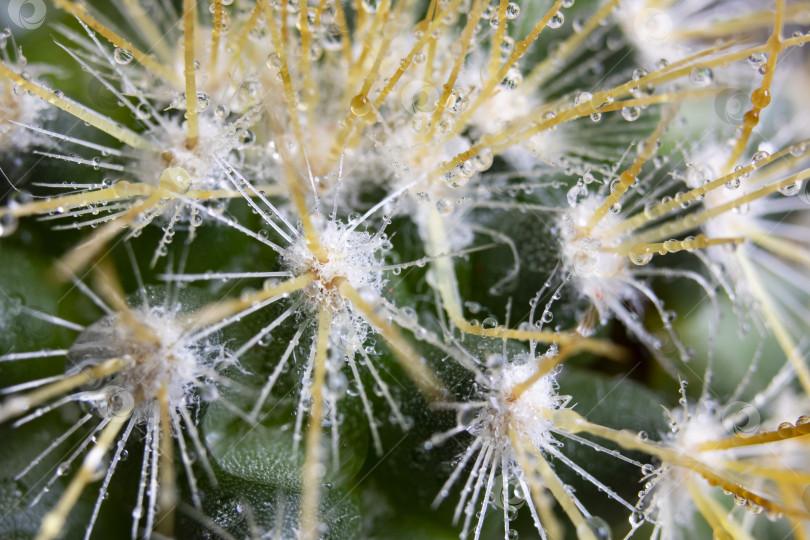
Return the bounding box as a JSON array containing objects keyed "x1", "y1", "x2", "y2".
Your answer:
[
  {"x1": 468, "y1": 357, "x2": 564, "y2": 460},
  {"x1": 138, "y1": 114, "x2": 240, "y2": 191},
  {"x1": 68, "y1": 304, "x2": 204, "y2": 412},
  {"x1": 282, "y1": 217, "x2": 389, "y2": 307},
  {"x1": 650, "y1": 406, "x2": 733, "y2": 537},
  {"x1": 558, "y1": 195, "x2": 636, "y2": 317},
  {"x1": 495, "y1": 359, "x2": 559, "y2": 451},
  {"x1": 0, "y1": 82, "x2": 49, "y2": 151}
]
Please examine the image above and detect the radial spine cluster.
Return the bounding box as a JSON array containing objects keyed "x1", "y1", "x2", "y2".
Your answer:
[{"x1": 0, "y1": 1, "x2": 810, "y2": 540}]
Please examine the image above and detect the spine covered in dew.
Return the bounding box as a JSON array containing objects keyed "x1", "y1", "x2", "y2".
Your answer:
[{"x1": 0, "y1": 1, "x2": 809, "y2": 540}]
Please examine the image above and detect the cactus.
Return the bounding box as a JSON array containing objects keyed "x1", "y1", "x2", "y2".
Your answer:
[{"x1": 1, "y1": 1, "x2": 809, "y2": 539}]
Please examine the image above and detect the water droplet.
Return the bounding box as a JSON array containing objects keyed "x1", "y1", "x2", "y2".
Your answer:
[
  {"x1": 629, "y1": 510, "x2": 644, "y2": 527},
  {"x1": 500, "y1": 36, "x2": 515, "y2": 54},
  {"x1": 0, "y1": 213, "x2": 20, "y2": 237},
  {"x1": 778, "y1": 180, "x2": 802, "y2": 197},
  {"x1": 778, "y1": 422, "x2": 794, "y2": 437},
  {"x1": 574, "y1": 91, "x2": 593, "y2": 106},
  {"x1": 470, "y1": 148, "x2": 493, "y2": 172},
  {"x1": 350, "y1": 93, "x2": 372, "y2": 116},
  {"x1": 446, "y1": 89, "x2": 469, "y2": 114},
  {"x1": 196, "y1": 92, "x2": 210, "y2": 111},
  {"x1": 547, "y1": 12, "x2": 564, "y2": 28},
  {"x1": 361, "y1": 0, "x2": 379, "y2": 13},
  {"x1": 436, "y1": 199, "x2": 454, "y2": 215},
  {"x1": 135, "y1": 102, "x2": 151, "y2": 120},
  {"x1": 621, "y1": 106, "x2": 640, "y2": 122},
  {"x1": 567, "y1": 181, "x2": 588, "y2": 207},
  {"x1": 500, "y1": 67, "x2": 522, "y2": 90},
  {"x1": 752, "y1": 150, "x2": 770, "y2": 163},
  {"x1": 748, "y1": 52, "x2": 767, "y2": 68},
  {"x1": 751, "y1": 88, "x2": 771, "y2": 108},
  {"x1": 629, "y1": 251, "x2": 653, "y2": 266},
  {"x1": 113, "y1": 48, "x2": 134, "y2": 65},
  {"x1": 266, "y1": 52, "x2": 282, "y2": 70},
  {"x1": 689, "y1": 67, "x2": 713, "y2": 87}
]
